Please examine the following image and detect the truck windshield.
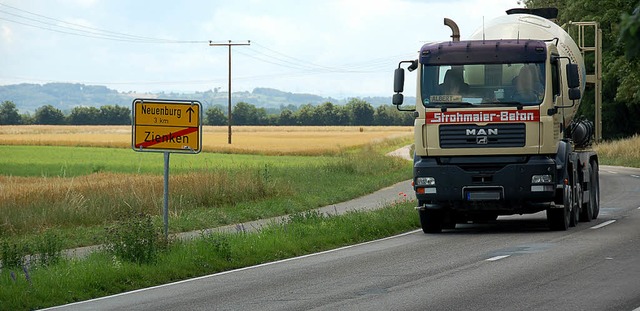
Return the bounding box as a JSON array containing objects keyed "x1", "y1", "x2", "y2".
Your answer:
[{"x1": 421, "y1": 63, "x2": 545, "y2": 107}]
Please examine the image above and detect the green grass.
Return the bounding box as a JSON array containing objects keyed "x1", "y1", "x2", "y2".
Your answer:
[
  {"x1": 0, "y1": 203, "x2": 419, "y2": 311},
  {"x1": 0, "y1": 145, "x2": 327, "y2": 177},
  {"x1": 0, "y1": 141, "x2": 412, "y2": 250}
]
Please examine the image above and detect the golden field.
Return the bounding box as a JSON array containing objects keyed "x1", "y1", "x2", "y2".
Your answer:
[{"x1": 0, "y1": 125, "x2": 413, "y2": 155}]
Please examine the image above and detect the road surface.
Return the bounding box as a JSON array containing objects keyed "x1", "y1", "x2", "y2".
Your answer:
[{"x1": 47, "y1": 165, "x2": 640, "y2": 311}]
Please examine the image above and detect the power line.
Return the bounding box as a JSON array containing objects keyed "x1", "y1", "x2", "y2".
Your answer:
[{"x1": 0, "y1": 3, "x2": 207, "y2": 43}]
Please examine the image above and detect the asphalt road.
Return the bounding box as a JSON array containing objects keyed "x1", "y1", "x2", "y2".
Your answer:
[{"x1": 47, "y1": 165, "x2": 640, "y2": 311}]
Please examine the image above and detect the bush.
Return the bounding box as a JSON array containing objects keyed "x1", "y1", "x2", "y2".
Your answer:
[{"x1": 104, "y1": 211, "x2": 163, "y2": 264}]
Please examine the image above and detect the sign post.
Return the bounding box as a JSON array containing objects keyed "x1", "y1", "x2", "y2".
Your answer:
[{"x1": 132, "y1": 99, "x2": 202, "y2": 240}]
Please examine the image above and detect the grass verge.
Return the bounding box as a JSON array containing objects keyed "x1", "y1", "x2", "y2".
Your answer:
[{"x1": 0, "y1": 202, "x2": 419, "y2": 311}]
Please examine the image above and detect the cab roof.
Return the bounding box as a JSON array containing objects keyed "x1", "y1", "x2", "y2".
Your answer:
[{"x1": 419, "y1": 39, "x2": 547, "y2": 65}]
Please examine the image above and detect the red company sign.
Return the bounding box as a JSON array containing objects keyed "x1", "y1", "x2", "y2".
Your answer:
[{"x1": 426, "y1": 110, "x2": 540, "y2": 124}]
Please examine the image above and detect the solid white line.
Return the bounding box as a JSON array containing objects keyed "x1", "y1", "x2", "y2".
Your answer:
[
  {"x1": 590, "y1": 220, "x2": 616, "y2": 229},
  {"x1": 486, "y1": 255, "x2": 510, "y2": 262},
  {"x1": 42, "y1": 229, "x2": 423, "y2": 310}
]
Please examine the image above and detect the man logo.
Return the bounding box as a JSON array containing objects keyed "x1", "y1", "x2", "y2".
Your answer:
[
  {"x1": 476, "y1": 136, "x2": 488, "y2": 144},
  {"x1": 465, "y1": 128, "x2": 498, "y2": 136}
]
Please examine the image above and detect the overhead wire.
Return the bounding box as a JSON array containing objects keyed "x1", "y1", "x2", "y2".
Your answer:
[
  {"x1": 0, "y1": 3, "x2": 206, "y2": 43},
  {"x1": 0, "y1": 3, "x2": 417, "y2": 87}
]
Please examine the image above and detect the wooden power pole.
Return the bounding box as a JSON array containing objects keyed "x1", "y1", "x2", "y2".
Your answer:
[{"x1": 209, "y1": 40, "x2": 250, "y2": 144}]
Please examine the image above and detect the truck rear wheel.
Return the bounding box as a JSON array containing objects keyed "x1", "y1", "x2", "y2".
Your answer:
[
  {"x1": 570, "y1": 182, "x2": 581, "y2": 227},
  {"x1": 580, "y1": 164, "x2": 594, "y2": 222},
  {"x1": 590, "y1": 161, "x2": 600, "y2": 219},
  {"x1": 419, "y1": 209, "x2": 443, "y2": 233}
]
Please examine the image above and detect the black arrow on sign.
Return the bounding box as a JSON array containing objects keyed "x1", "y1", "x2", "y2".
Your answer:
[{"x1": 186, "y1": 107, "x2": 194, "y2": 123}]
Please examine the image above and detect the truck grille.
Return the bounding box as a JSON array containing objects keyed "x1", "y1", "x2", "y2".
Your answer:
[{"x1": 439, "y1": 123, "x2": 526, "y2": 148}]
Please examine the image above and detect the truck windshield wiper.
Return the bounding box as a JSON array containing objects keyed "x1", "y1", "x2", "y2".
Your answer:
[
  {"x1": 485, "y1": 101, "x2": 526, "y2": 108},
  {"x1": 431, "y1": 102, "x2": 474, "y2": 108}
]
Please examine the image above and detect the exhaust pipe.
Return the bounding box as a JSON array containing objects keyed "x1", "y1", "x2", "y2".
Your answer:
[{"x1": 444, "y1": 18, "x2": 460, "y2": 42}]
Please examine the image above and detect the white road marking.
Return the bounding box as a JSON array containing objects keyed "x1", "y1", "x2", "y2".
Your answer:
[
  {"x1": 631, "y1": 175, "x2": 640, "y2": 178},
  {"x1": 486, "y1": 255, "x2": 511, "y2": 262},
  {"x1": 42, "y1": 229, "x2": 424, "y2": 310},
  {"x1": 590, "y1": 220, "x2": 616, "y2": 229},
  {"x1": 605, "y1": 170, "x2": 618, "y2": 174}
]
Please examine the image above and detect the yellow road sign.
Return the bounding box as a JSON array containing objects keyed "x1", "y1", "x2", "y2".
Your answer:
[{"x1": 132, "y1": 99, "x2": 202, "y2": 153}]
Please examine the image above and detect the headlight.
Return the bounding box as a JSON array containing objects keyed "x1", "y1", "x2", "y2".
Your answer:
[
  {"x1": 531, "y1": 174, "x2": 552, "y2": 184},
  {"x1": 415, "y1": 177, "x2": 436, "y2": 186}
]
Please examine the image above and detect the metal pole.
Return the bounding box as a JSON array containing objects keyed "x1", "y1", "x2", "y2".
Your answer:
[
  {"x1": 228, "y1": 43, "x2": 232, "y2": 144},
  {"x1": 163, "y1": 151, "x2": 170, "y2": 241},
  {"x1": 208, "y1": 40, "x2": 250, "y2": 145}
]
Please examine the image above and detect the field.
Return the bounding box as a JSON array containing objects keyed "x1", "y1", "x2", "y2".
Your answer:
[
  {"x1": 0, "y1": 125, "x2": 413, "y2": 155},
  {"x1": 0, "y1": 125, "x2": 414, "y2": 248}
]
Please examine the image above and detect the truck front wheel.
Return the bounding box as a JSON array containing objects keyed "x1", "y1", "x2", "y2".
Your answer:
[
  {"x1": 547, "y1": 206, "x2": 570, "y2": 231},
  {"x1": 419, "y1": 209, "x2": 443, "y2": 233}
]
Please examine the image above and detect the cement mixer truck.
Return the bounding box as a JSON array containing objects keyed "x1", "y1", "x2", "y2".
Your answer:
[{"x1": 392, "y1": 8, "x2": 600, "y2": 232}]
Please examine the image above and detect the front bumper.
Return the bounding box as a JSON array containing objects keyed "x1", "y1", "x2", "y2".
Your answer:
[{"x1": 414, "y1": 155, "x2": 556, "y2": 208}]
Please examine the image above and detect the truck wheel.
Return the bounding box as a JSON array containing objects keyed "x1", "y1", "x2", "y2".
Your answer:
[
  {"x1": 570, "y1": 182, "x2": 581, "y2": 227},
  {"x1": 547, "y1": 206, "x2": 570, "y2": 231},
  {"x1": 419, "y1": 209, "x2": 443, "y2": 233},
  {"x1": 580, "y1": 164, "x2": 594, "y2": 222},
  {"x1": 590, "y1": 161, "x2": 600, "y2": 219},
  {"x1": 548, "y1": 183, "x2": 571, "y2": 231}
]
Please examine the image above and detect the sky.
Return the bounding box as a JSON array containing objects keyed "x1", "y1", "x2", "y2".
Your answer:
[{"x1": 0, "y1": 0, "x2": 523, "y2": 98}]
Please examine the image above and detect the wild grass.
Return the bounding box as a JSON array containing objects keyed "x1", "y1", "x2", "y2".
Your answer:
[
  {"x1": 0, "y1": 139, "x2": 412, "y2": 249},
  {"x1": 0, "y1": 125, "x2": 413, "y2": 155},
  {"x1": 0, "y1": 202, "x2": 419, "y2": 311},
  {"x1": 594, "y1": 134, "x2": 640, "y2": 168}
]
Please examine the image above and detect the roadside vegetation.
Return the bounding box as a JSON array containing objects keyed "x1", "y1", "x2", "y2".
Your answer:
[{"x1": 594, "y1": 134, "x2": 640, "y2": 168}]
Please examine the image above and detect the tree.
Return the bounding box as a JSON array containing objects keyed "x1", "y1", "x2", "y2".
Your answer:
[
  {"x1": 295, "y1": 104, "x2": 317, "y2": 125},
  {"x1": 206, "y1": 106, "x2": 227, "y2": 125},
  {"x1": 345, "y1": 98, "x2": 374, "y2": 125},
  {"x1": 34, "y1": 105, "x2": 65, "y2": 125},
  {"x1": 619, "y1": 2, "x2": 640, "y2": 59},
  {"x1": 68, "y1": 106, "x2": 100, "y2": 125},
  {"x1": 524, "y1": 0, "x2": 640, "y2": 138},
  {"x1": 278, "y1": 109, "x2": 297, "y2": 125},
  {"x1": 100, "y1": 105, "x2": 130, "y2": 125},
  {"x1": 0, "y1": 101, "x2": 22, "y2": 125},
  {"x1": 232, "y1": 102, "x2": 258, "y2": 125}
]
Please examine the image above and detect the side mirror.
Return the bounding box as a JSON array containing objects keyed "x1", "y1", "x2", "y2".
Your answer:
[
  {"x1": 392, "y1": 93, "x2": 404, "y2": 106},
  {"x1": 566, "y1": 63, "x2": 580, "y2": 89},
  {"x1": 568, "y1": 88, "x2": 581, "y2": 100},
  {"x1": 394, "y1": 68, "x2": 405, "y2": 93}
]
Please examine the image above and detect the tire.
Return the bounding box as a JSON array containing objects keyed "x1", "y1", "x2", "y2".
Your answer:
[
  {"x1": 570, "y1": 182, "x2": 581, "y2": 227},
  {"x1": 419, "y1": 209, "x2": 443, "y2": 233},
  {"x1": 591, "y1": 161, "x2": 600, "y2": 219},
  {"x1": 580, "y1": 164, "x2": 594, "y2": 222},
  {"x1": 549, "y1": 183, "x2": 571, "y2": 231},
  {"x1": 547, "y1": 206, "x2": 570, "y2": 231}
]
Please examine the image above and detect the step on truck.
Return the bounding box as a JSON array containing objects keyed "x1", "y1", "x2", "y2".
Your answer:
[{"x1": 392, "y1": 8, "x2": 601, "y2": 233}]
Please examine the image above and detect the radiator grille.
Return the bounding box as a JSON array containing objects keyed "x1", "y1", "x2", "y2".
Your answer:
[{"x1": 439, "y1": 123, "x2": 526, "y2": 148}]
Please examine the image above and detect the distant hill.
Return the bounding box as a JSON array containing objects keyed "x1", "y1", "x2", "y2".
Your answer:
[{"x1": 0, "y1": 83, "x2": 411, "y2": 113}]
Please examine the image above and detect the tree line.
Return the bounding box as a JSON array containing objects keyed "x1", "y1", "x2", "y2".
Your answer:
[{"x1": 0, "y1": 98, "x2": 414, "y2": 126}]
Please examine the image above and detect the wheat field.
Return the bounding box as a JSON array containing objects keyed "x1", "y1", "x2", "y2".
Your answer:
[{"x1": 0, "y1": 125, "x2": 413, "y2": 155}]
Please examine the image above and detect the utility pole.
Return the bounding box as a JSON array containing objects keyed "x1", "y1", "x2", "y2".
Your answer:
[{"x1": 209, "y1": 40, "x2": 251, "y2": 144}]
